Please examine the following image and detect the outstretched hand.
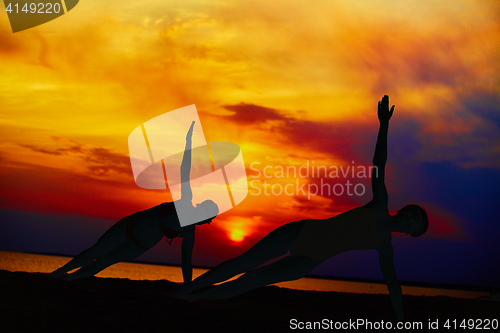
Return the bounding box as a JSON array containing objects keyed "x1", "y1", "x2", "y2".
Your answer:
[
  {"x1": 378, "y1": 95, "x2": 395, "y2": 122},
  {"x1": 186, "y1": 121, "x2": 195, "y2": 140}
]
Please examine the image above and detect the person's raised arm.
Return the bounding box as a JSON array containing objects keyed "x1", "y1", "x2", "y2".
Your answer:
[
  {"x1": 180, "y1": 121, "x2": 195, "y2": 202},
  {"x1": 369, "y1": 95, "x2": 394, "y2": 209}
]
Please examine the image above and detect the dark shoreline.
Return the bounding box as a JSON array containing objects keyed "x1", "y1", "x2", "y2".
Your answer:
[{"x1": 1, "y1": 270, "x2": 499, "y2": 333}]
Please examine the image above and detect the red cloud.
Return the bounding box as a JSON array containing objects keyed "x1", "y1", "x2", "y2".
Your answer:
[
  {"x1": 218, "y1": 102, "x2": 377, "y2": 161},
  {"x1": 17, "y1": 139, "x2": 131, "y2": 176},
  {"x1": 222, "y1": 103, "x2": 289, "y2": 124}
]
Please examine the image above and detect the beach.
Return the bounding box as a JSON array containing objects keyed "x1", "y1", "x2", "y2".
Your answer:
[
  {"x1": 1, "y1": 269, "x2": 499, "y2": 332},
  {"x1": 1, "y1": 251, "x2": 499, "y2": 333}
]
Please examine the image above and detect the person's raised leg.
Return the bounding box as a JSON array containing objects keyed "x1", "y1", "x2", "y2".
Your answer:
[
  {"x1": 188, "y1": 255, "x2": 320, "y2": 300},
  {"x1": 172, "y1": 220, "x2": 305, "y2": 296},
  {"x1": 62, "y1": 240, "x2": 146, "y2": 281},
  {"x1": 50, "y1": 219, "x2": 127, "y2": 278}
]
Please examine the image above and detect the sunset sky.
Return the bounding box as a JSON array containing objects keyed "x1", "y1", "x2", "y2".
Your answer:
[{"x1": 0, "y1": 0, "x2": 499, "y2": 288}]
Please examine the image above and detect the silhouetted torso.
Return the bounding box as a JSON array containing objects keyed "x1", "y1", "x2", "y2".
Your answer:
[
  {"x1": 289, "y1": 207, "x2": 391, "y2": 261},
  {"x1": 125, "y1": 201, "x2": 194, "y2": 249}
]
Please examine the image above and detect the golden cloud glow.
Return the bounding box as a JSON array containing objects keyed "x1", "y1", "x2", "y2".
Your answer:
[{"x1": 0, "y1": 0, "x2": 498, "y2": 246}]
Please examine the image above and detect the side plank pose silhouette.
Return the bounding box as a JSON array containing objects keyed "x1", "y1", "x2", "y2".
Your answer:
[
  {"x1": 51, "y1": 121, "x2": 219, "y2": 282},
  {"x1": 171, "y1": 96, "x2": 428, "y2": 321}
]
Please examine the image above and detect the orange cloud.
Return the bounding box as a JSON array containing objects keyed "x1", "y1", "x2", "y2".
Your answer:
[{"x1": 0, "y1": 0, "x2": 498, "y2": 249}]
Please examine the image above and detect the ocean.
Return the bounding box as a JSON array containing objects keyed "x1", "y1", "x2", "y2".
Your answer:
[{"x1": 0, "y1": 251, "x2": 489, "y2": 299}]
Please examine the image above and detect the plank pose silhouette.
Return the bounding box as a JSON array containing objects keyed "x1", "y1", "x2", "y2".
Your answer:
[
  {"x1": 171, "y1": 96, "x2": 428, "y2": 320},
  {"x1": 51, "y1": 121, "x2": 219, "y2": 282}
]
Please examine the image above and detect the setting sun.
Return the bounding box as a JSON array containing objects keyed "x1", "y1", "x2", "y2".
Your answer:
[{"x1": 228, "y1": 229, "x2": 246, "y2": 242}]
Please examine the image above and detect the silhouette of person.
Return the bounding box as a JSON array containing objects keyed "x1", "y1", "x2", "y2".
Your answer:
[
  {"x1": 51, "y1": 121, "x2": 219, "y2": 282},
  {"x1": 170, "y1": 96, "x2": 428, "y2": 321}
]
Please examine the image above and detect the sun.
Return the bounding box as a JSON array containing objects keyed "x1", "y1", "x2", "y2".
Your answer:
[{"x1": 228, "y1": 229, "x2": 246, "y2": 242}]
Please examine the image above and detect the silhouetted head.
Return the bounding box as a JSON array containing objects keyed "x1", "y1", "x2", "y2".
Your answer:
[
  {"x1": 193, "y1": 200, "x2": 219, "y2": 225},
  {"x1": 396, "y1": 204, "x2": 428, "y2": 237}
]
